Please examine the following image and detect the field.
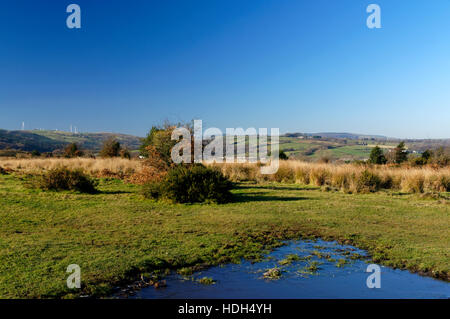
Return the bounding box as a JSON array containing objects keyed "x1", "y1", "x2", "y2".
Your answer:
[
  {"x1": 278, "y1": 136, "x2": 386, "y2": 161},
  {"x1": 0, "y1": 158, "x2": 449, "y2": 298}
]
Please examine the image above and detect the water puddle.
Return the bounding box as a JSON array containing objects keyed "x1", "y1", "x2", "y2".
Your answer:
[{"x1": 127, "y1": 239, "x2": 449, "y2": 299}]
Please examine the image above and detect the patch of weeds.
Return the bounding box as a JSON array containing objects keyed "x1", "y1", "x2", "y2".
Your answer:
[
  {"x1": 177, "y1": 267, "x2": 194, "y2": 276},
  {"x1": 278, "y1": 254, "x2": 300, "y2": 265},
  {"x1": 311, "y1": 250, "x2": 324, "y2": 258},
  {"x1": 349, "y1": 253, "x2": 366, "y2": 260},
  {"x1": 306, "y1": 261, "x2": 322, "y2": 273},
  {"x1": 335, "y1": 258, "x2": 349, "y2": 268},
  {"x1": 326, "y1": 256, "x2": 336, "y2": 262},
  {"x1": 197, "y1": 277, "x2": 215, "y2": 285},
  {"x1": 263, "y1": 267, "x2": 282, "y2": 279}
]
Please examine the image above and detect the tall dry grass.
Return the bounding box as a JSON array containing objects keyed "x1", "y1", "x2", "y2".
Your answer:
[
  {"x1": 212, "y1": 160, "x2": 450, "y2": 194},
  {"x1": 1, "y1": 158, "x2": 449, "y2": 194},
  {"x1": 0, "y1": 157, "x2": 142, "y2": 178}
]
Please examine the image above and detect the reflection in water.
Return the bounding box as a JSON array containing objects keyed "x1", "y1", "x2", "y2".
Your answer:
[{"x1": 128, "y1": 239, "x2": 450, "y2": 299}]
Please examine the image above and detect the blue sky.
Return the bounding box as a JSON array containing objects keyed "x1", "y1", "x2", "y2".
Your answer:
[{"x1": 1, "y1": 0, "x2": 450, "y2": 138}]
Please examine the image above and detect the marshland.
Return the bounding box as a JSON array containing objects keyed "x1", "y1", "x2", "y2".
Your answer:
[{"x1": 1, "y1": 154, "x2": 449, "y2": 298}]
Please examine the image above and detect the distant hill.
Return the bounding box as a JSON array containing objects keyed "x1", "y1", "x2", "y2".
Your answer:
[
  {"x1": 284, "y1": 132, "x2": 388, "y2": 140},
  {"x1": 0, "y1": 129, "x2": 67, "y2": 152},
  {"x1": 0, "y1": 129, "x2": 142, "y2": 153}
]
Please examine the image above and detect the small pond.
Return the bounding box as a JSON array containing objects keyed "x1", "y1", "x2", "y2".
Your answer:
[{"x1": 126, "y1": 239, "x2": 449, "y2": 299}]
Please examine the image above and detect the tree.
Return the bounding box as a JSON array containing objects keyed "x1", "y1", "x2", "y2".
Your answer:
[
  {"x1": 64, "y1": 143, "x2": 83, "y2": 158},
  {"x1": 120, "y1": 148, "x2": 131, "y2": 159},
  {"x1": 100, "y1": 138, "x2": 121, "y2": 158},
  {"x1": 421, "y1": 149, "x2": 433, "y2": 162},
  {"x1": 279, "y1": 150, "x2": 288, "y2": 160},
  {"x1": 139, "y1": 126, "x2": 177, "y2": 163},
  {"x1": 31, "y1": 150, "x2": 41, "y2": 157},
  {"x1": 139, "y1": 126, "x2": 160, "y2": 157},
  {"x1": 368, "y1": 146, "x2": 387, "y2": 164},
  {"x1": 394, "y1": 141, "x2": 408, "y2": 164}
]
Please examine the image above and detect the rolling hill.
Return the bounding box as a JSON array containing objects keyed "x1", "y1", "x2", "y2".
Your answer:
[{"x1": 0, "y1": 129, "x2": 142, "y2": 153}]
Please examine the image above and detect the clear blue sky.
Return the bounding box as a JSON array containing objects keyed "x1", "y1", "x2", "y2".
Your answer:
[{"x1": 1, "y1": 0, "x2": 449, "y2": 138}]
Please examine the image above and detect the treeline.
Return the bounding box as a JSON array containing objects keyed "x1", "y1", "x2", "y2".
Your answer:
[{"x1": 368, "y1": 142, "x2": 449, "y2": 166}]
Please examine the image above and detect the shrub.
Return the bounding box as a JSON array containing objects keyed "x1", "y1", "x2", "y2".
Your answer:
[
  {"x1": 368, "y1": 146, "x2": 387, "y2": 164},
  {"x1": 31, "y1": 150, "x2": 41, "y2": 157},
  {"x1": 331, "y1": 171, "x2": 349, "y2": 190},
  {"x1": 0, "y1": 166, "x2": 7, "y2": 175},
  {"x1": 354, "y1": 170, "x2": 381, "y2": 193},
  {"x1": 100, "y1": 138, "x2": 121, "y2": 158},
  {"x1": 394, "y1": 142, "x2": 408, "y2": 164},
  {"x1": 379, "y1": 173, "x2": 394, "y2": 189},
  {"x1": 273, "y1": 166, "x2": 294, "y2": 183},
  {"x1": 38, "y1": 168, "x2": 98, "y2": 193},
  {"x1": 295, "y1": 167, "x2": 310, "y2": 184},
  {"x1": 401, "y1": 173, "x2": 425, "y2": 193},
  {"x1": 139, "y1": 125, "x2": 178, "y2": 162},
  {"x1": 278, "y1": 150, "x2": 288, "y2": 160},
  {"x1": 425, "y1": 175, "x2": 450, "y2": 193},
  {"x1": 142, "y1": 164, "x2": 232, "y2": 204},
  {"x1": 120, "y1": 148, "x2": 131, "y2": 159},
  {"x1": 141, "y1": 181, "x2": 164, "y2": 199},
  {"x1": 64, "y1": 143, "x2": 83, "y2": 158},
  {"x1": 310, "y1": 168, "x2": 329, "y2": 186}
]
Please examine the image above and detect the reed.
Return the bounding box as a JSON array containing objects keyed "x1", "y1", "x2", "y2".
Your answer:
[
  {"x1": 212, "y1": 160, "x2": 450, "y2": 194},
  {"x1": 0, "y1": 157, "x2": 141, "y2": 178}
]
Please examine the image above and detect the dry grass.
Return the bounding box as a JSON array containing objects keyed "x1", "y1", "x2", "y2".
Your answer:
[
  {"x1": 0, "y1": 157, "x2": 142, "y2": 178},
  {"x1": 212, "y1": 160, "x2": 450, "y2": 194},
  {"x1": 2, "y1": 158, "x2": 449, "y2": 194}
]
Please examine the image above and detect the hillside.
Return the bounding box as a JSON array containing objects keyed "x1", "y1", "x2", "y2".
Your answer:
[
  {"x1": 0, "y1": 130, "x2": 142, "y2": 153},
  {"x1": 279, "y1": 134, "x2": 450, "y2": 161}
]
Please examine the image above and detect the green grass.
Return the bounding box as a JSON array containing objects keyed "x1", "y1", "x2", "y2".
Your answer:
[
  {"x1": 0, "y1": 174, "x2": 449, "y2": 298},
  {"x1": 278, "y1": 137, "x2": 372, "y2": 160}
]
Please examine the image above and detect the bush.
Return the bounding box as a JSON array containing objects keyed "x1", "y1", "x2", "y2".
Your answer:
[
  {"x1": 295, "y1": 167, "x2": 310, "y2": 184},
  {"x1": 278, "y1": 150, "x2": 288, "y2": 160},
  {"x1": 100, "y1": 138, "x2": 121, "y2": 158},
  {"x1": 331, "y1": 171, "x2": 349, "y2": 190},
  {"x1": 425, "y1": 175, "x2": 450, "y2": 193},
  {"x1": 0, "y1": 166, "x2": 7, "y2": 175},
  {"x1": 273, "y1": 166, "x2": 295, "y2": 183},
  {"x1": 139, "y1": 125, "x2": 178, "y2": 162},
  {"x1": 120, "y1": 148, "x2": 131, "y2": 159},
  {"x1": 401, "y1": 173, "x2": 425, "y2": 193},
  {"x1": 31, "y1": 150, "x2": 41, "y2": 157},
  {"x1": 310, "y1": 168, "x2": 329, "y2": 186},
  {"x1": 394, "y1": 142, "x2": 408, "y2": 164},
  {"x1": 368, "y1": 146, "x2": 387, "y2": 164},
  {"x1": 38, "y1": 168, "x2": 98, "y2": 193},
  {"x1": 142, "y1": 164, "x2": 233, "y2": 203},
  {"x1": 64, "y1": 143, "x2": 83, "y2": 158},
  {"x1": 354, "y1": 170, "x2": 381, "y2": 193}
]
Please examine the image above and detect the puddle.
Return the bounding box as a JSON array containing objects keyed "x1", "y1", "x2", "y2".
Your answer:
[{"x1": 125, "y1": 239, "x2": 450, "y2": 299}]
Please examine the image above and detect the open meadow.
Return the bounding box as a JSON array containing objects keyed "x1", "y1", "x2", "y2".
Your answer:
[{"x1": 0, "y1": 158, "x2": 449, "y2": 298}]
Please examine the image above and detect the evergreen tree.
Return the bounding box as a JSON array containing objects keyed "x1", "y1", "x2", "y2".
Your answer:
[{"x1": 368, "y1": 146, "x2": 387, "y2": 164}]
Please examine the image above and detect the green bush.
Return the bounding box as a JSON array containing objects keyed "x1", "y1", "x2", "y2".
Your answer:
[
  {"x1": 368, "y1": 146, "x2": 387, "y2": 164},
  {"x1": 38, "y1": 168, "x2": 98, "y2": 193},
  {"x1": 142, "y1": 164, "x2": 233, "y2": 203}
]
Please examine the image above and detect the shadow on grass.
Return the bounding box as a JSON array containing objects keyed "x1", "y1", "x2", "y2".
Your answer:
[
  {"x1": 99, "y1": 190, "x2": 133, "y2": 195},
  {"x1": 232, "y1": 193, "x2": 307, "y2": 203},
  {"x1": 234, "y1": 184, "x2": 317, "y2": 191}
]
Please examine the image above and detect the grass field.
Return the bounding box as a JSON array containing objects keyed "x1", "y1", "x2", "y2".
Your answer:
[
  {"x1": 278, "y1": 137, "x2": 374, "y2": 160},
  {"x1": 0, "y1": 172, "x2": 448, "y2": 298}
]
